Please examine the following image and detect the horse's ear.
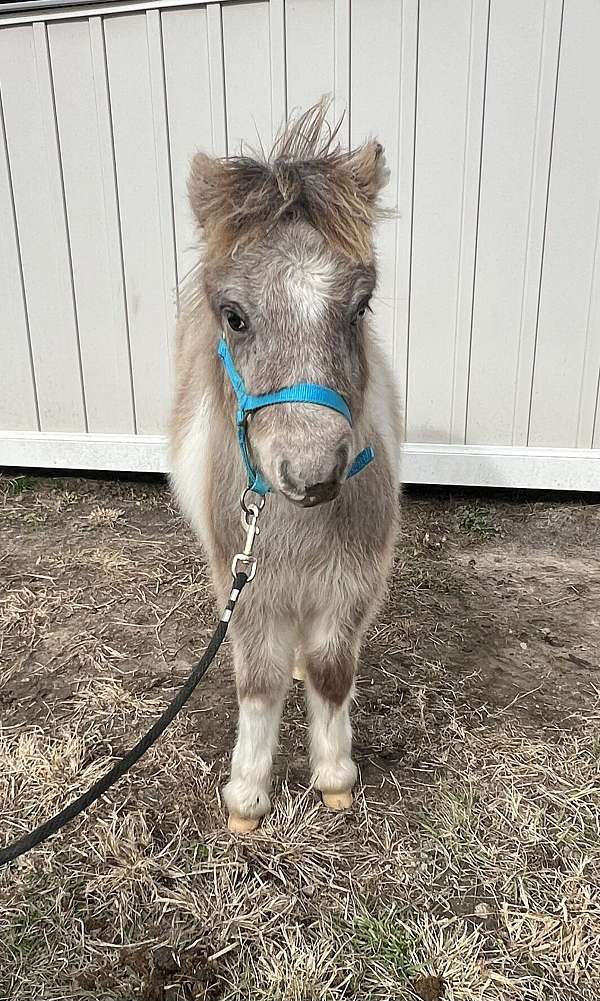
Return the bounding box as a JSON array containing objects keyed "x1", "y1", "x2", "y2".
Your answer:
[
  {"x1": 343, "y1": 141, "x2": 389, "y2": 205},
  {"x1": 188, "y1": 153, "x2": 223, "y2": 231},
  {"x1": 188, "y1": 152, "x2": 277, "y2": 250}
]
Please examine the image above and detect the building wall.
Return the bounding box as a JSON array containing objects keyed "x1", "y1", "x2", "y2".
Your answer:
[{"x1": 1, "y1": 0, "x2": 599, "y2": 488}]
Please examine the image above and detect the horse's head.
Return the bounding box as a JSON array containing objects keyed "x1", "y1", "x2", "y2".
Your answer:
[{"x1": 190, "y1": 103, "x2": 388, "y2": 506}]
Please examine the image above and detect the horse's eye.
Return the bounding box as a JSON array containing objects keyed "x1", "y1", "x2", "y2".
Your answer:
[
  {"x1": 353, "y1": 299, "x2": 371, "y2": 323},
  {"x1": 225, "y1": 310, "x2": 246, "y2": 333}
]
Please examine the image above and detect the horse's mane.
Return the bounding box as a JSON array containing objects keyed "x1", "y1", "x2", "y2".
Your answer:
[
  {"x1": 270, "y1": 99, "x2": 346, "y2": 161},
  {"x1": 188, "y1": 99, "x2": 388, "y2": 263}
]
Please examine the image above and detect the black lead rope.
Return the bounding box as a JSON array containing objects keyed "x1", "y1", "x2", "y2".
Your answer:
[{"x1": 0, "y1": 571, "x2": 250, "y2": 868}]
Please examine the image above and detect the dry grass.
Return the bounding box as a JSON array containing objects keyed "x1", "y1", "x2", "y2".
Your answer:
[
  {"x1": 1, "y1": 712, "x2": 598, "y2": 1000},
  {"x1": 1, "y1": 475, "x2": 599, "y2": 1000},
  {"x1": 87, "y1": 506, "x2": 125, "y2": 528}
]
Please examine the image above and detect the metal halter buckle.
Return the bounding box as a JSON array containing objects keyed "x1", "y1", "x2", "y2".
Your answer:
[
  {"x1": 231, "y1": 491, "x2": 265, "y2": 582},
  {"x1": 240, "y1": 487, "x2": 266, "y2": 518}
]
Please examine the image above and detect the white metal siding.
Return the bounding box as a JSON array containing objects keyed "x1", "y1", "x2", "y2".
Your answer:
[{"x1": 0, "y1": 0, "x2": 599, "y2": 489}]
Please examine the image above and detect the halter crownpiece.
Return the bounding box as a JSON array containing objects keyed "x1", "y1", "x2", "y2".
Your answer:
[{"x1": 218, "y1": 338, "x2": 375, "y2": 496}]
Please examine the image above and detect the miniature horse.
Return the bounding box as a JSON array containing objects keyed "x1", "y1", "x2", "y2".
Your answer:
[{"x1": 169, "y1": 104, "x2": 401, "y2": 831}]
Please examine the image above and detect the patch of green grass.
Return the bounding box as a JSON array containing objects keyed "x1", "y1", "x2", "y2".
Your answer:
[
  {"x1": 457, "y1": 505, "x2": 497, "y2": 536},
  {"x1": 186, "y1": 841, "x2": 210, "y2": 863},
  {"x1": 1, "y1": 475, "x2": 36, "y2": 497},
  {"x1": 351, "y1": 904, "x2": 414, "y2": 983}
]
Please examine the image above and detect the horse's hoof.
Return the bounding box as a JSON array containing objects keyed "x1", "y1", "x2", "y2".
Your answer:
[
  {"x1": 228, "y1": 814, "x2": 260, "y2": 834},
  {"x1": 292, "y1": 658, "x2": 306, "y2": 682},
  {"x1": 322, "y1": 790, "x2": 353, "y2": 811}
]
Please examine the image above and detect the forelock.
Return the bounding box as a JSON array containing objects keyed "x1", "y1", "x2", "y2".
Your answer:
[{"x1": 189, "y1": 99, "x2": 388, "y2": 268}]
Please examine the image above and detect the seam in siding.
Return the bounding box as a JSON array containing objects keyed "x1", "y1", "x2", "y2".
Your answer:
[
  {"x1": 158, "y1": 9, "x2": 179, "y2": 302},
  {"x1": 526, "y1": 0, "x2": 564, "y2": 446},
  {"x1": 42, "y1": 20, "x2": 88, "y2": 433},
  {"x1": 592, "y1": 357, "x2": 600, "y2": 447},
  {"x1": 333, "y1": 0, "x2": 350, "y2": 150},
  {"x1": 206, "y1": 3, "x2": 227, "y2": 156},
  {"x1": 450, "y1": 0, "x2": 477, "y2": 442},
  {"x1": 282, "y1": 0, "x2": 288, "y2": 121},
  {"x1": 347, "y1": 0, "x2": 351, "y2": 152},
  {"x1": 404, "y1": 0, "x2": 419, "y2": 439},
  {"x1": 0, "y1": 83, "x2": 41, "y2": 432},
  {"x1": 267, "y1": 0, "x2": 286, "y2": 135},
  {"x1": 267, "y1": 0, "x2": 274, "y2": 134},
  {"x1": 87, "y1": 16, "x2": 134, "y2": 433},
  {"x1": 219, "y1": 4, "x2": 228, "y2": 156},
  {"x1": 461, "y1": 0, "x2": 490, "y2": 445},
  {"x1": 389, "y1": 1, "x2": 404, "y2": 376},
  {"x1": 205, "y1": 5, "x2": 215, "y2": 152},
  {"x1": 145, "y1": 10, "x2": 178, "y2": 388},
  {"x1": 575, "y1": 185, "x2": 600, "y2": 446},
  {"x1": 511, "y1": 0, "x2": 548, "y2": 446},
  {"x1": 99, "y1": 16, "x2": 138, "y2": 434}
]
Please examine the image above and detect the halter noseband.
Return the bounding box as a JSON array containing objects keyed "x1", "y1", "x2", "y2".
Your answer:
[{"x1": 218, "y1": 338, "x2": 374, "y2": 496}]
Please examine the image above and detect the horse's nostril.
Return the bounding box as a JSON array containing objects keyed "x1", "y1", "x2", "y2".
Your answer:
[
  {"x1": 278, "y1": 454, "x2": 346, "y2": 504},
  {"x1": 302, "y1": 479, "x2": 340, "y2": 506}
]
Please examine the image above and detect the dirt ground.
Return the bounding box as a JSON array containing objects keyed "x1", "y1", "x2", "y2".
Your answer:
[{"x1": 0, "y1": 473, "x2": 599, "y2": 1000}]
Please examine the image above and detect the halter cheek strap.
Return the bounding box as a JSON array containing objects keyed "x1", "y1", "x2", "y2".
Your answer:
[{"x1": 218, "y1": 338, "x2": 374, "y2": 496}]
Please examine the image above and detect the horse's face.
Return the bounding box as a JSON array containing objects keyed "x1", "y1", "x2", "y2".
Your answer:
[
  {"x1": 189, "y1": 107, "x2": 387, "y2": 505},
  {"x1": 206, "y1": 222, "x2": 376, "y2": 505}
]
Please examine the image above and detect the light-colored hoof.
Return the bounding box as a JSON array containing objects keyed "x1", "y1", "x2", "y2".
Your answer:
[
  {"x1": 322, "y1": 790, "x2": 353, "y2": 811},
  {"x1": 293, "y1": 655, "x2": 306, "y2": 682},
  {"x1": 228, "y1": 814, "x2": 260, "y2": 834}
]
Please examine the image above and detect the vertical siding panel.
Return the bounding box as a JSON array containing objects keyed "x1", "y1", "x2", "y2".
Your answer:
[
  {"x1": 269, "y1": 0, "x2": 287, "y2": 132},
  {"x1": 499, "y1": 0, "x2": 563, "y2": 446},
  {"x1": 593, "y1": 377, "x2": 600, "y2": 449},
  {"x1": 32, "y1": 21, "x2": 87, "y2": 431},
  {"x1": 0, "y1": 87, "x2": 39, "y2": 431},
  {"x1": 528, "y1": 0, "x2": 600, "y2": 447},
  {"x1": 49, "y1": 18, "x2": 134, "y2": 433},
  {"x1": 206, "y1": 2, "x2": 227, "y2": 156},
  {"x1": 407, "y1": 0, "x2": 485, "y2": 444},
  {"x1": 333, "y1": 0, "x2": 350, "y2": 147},
  {"x1": 350, "y1": 0, "x2": 403, "y2": 363},
  {"x1": 147, "y1": 9, "x2": 178, "y2": 328},
  {"x1": 449, "y1": 0, "x2": 489, "y2": 444},
  {"x1": 222, "y1": 1, "x2": 272, "y2": 153},
  {"x1": 583, "y1": 217, "x2": 600, "y2": 448},
  {"x1": 104, "y1": 13, "x2": 174, "y2": 434},
  {"x1": 0, "y1": 23, "x2": 85, "y2": 432},
  {"x1": 395, "y1": 0, "x2": 419, "y2": 426},
  {"x1": 575, "y1": 201, "x2": 600, "y2": 448},
  {"x1": 285, "y1": 0, "x2": 335, "y2": 114},
  {"x1": 88, "y1": 15, "x2": 136, "y2": 432},
  {"x1": 466, "y1": 0, "x2": 558, "y2": 446},
  {"x1": 162, "y1": 6, "x2": 212, "y2": 287}
]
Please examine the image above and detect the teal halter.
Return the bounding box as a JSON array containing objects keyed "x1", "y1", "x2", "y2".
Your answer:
[{"x1": 218, "y1": 338, "x2": 374, "y2": 496}]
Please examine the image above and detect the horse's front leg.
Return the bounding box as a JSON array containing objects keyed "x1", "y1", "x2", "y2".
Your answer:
[
  {"x1": 304, "y1": 630, "x2": 360, "y2": 810},
  {"x1": 223, "y1": 622, "x2": 294, "y2": 832}
]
